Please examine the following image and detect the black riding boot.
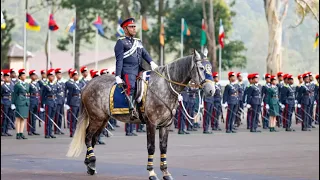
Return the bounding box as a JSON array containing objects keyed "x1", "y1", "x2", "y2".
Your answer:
[{"x1": 129, "y1": 96, "x2": 139, "y2": 120}]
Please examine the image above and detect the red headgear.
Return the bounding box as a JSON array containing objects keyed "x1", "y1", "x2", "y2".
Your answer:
[
  {"x1": 70, "y1": 69, "x2": 78, "y2": 77},
  {"x1": 228, "y1": 72, "x2": 235, "y2": 78},
  {"x1": 112, "y1": 71, "x2": 115, "y2": 75},
  {"x1": 316, "y1": 74, "x2": 319, "y2": 79},
  {"x1": 121, "y1": 18, "x2": 136, "y2": 28},
  {"x1": 91, "y1": 70, "x2": 99, "y2": 78},
  {"x1": 265, "y1": 73, "x2": 271, "y2": 79},
  {"x1": 277, "y1": 72, "x2": 284, "y2": 77},
  {"x1": 270, "y1": 75, "x2": 276, "y2": 80},
  {"x1": 10, "y1": 68, "x2": 17, "y2": 74},
  {"x1": 308, "y1": 72, "x2": 313, "y2": 76},
  {"x1": 302, "y1": 73, "x2": 309, "y2": 79},
  {"x1": 40, "y1": 70, "x2": 46, "y2": 75},
  {"x1": 283, "y1": 74, "x2": 289, "y2": 79},
  {"x1": 68, "y1": 68, "x2": 74, "y2": 74},
  {"x1": 3, "y1": 70, "x2": 10, "y2": 76},
  {"x1": 18, "y1": 69, "x2": 26, "y2": 76},
  {"x1": 287, "y1": 74, "x2": 293, "y2": 79},
  {"x1": 29, "y1": 70, "x2": 37, "y2": 76},
  {"x1": 47, "y1": 69, "x2": 55, "y2": 76},
  {"x1": 252, "y1": 73, "x2": 259, "y2": 78},
  {"x1": 100, "y1": 69, "x2": 108, "y2": 75},
  {"x1": 212, "y1": 72, "x2": 219, "y2": 78},
  {"x1": 80, "y1": 66, "x2": 88, "y2": 73},
  {"x1": 236, "y1": 73, "x2": 242, "y2": 77},
  {"x1": 55, "y1": 68, "x2": 62, "y2": 74},
  {"x1": 297, "y1": 74, "x2": 303, "y2": 79}
]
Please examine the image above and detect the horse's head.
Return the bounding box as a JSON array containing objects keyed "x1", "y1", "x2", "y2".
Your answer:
[{"x1": 191, "y1": 50, "x2": 215, "y2": 97}]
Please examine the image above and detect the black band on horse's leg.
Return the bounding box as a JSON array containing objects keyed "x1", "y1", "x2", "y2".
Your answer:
[
  {"x1": 146, "y1": 123, "x2": 158, "y2": 179},
  {"x1": 159, "y1": 127, "x2": 173, "y2": 179}
]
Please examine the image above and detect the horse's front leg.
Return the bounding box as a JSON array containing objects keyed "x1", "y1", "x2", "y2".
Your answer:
[
  {"x1": 146, "y1": 122, "x2": 159, "y2": 180},
  {"x1": 159, "y1": 127, "x2": 174, "y2": 180}
]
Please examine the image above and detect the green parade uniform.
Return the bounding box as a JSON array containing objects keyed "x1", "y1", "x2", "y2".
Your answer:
[
  {"x1": 12, "y1": 81, "x2": 30, "y2": 119},
  {"x1": 266, "y1": 86, "x2": 280, "y2": 117}
]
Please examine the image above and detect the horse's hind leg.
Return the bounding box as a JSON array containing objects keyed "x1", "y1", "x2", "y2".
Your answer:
[
  {"x1": 146, "y1": 122, "x2": 160, "y2": 180},
  {"x1": 84, "y1": 119, "x2": 107, "y2": 175},
  {"x1": 159, "y1": 127, "x2": 173, "y2": 180}
]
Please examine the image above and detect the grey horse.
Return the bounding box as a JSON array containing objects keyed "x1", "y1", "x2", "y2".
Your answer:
[{"x1": 66, "y1": 50, "x2": 215, "y2": 180}]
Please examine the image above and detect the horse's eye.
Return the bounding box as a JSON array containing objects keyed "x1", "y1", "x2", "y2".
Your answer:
[{"x1": 199, "y1": 66, "x2": 205, "y2": 71}]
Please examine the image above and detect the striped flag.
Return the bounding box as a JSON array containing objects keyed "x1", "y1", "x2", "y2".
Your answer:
[
  {"x1": 200, "y1": 19, "x2": 207, "y2": 46},
  {"x1": 116, "y1": 18, "x2": 124, "y2": 37},
  {"x1": 159, "y1": 22, "x2": 165, "y2": 46},
  {"x1": 219, "y1": 19, "x2": 225, "y2": 49},
  {"x1": 142, "y1": 16, "x2": 149, "y2": 31},
  {"x1": 48, "y1": 14, "x2": 59, "y2": 31},
  {"x1": 1, "y1": 11, "x2": 6, "y2": 29},
  {"x1": 93, "y1": 16, "x2": 104, "y2": 36},
  {"x1": 314, "y1": 33, "x2": 319, "y2": 50},
  {"x1": 65, "y1": 17, "x2": 76, "y2": 33},
  {"x1": 26, "y1": 13, "x2": 40, "y2": 31},
  {"x1": 182, "y1": 20, "x2": 191, "y2": 36}
]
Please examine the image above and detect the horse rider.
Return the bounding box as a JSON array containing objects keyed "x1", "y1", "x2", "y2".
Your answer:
[
  {"x1": 114, "y1": 17, "x2": 159, "y2": 120},
  {"x1": 1, "y1": 70, "x2": 13, "y2": 136},
  {"x1": 27, "y1": 70, "x2": 41, "y2": 136},
  {"x1": 54, "y1": 68, "x2": 66, "y2": 135}
]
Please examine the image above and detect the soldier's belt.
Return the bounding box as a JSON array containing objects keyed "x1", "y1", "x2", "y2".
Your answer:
[
  {"x1": 72, "y1": 94, "x2": 81, "y2": 97},
  {"x1": 31, "y1": 93, "x2": 40, "y2": 97},
  {"x1": 2, "y1": 96, "x2": 11, "y2": 99},
  {"x1": 47, "y1": 95, "x2": 56, "y2": 99},
  {"x1": 19, "y1": 93, "x2": 30, "y2": 97}
]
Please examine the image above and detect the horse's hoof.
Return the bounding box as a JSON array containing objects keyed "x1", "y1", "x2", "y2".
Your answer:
[
  {"x1": 163, "y1": 175, "x2": 174, "y2": 180},
  {"x1": 87, "y1": 167, "x2": 96, "y2": 175},
  {"x1": 149, "y1": 175, "x2": 160, "y2": 180}
]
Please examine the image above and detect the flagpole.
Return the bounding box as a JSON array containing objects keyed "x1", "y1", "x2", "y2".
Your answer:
[
  {"x1": 140, "y1": 15, "x2": 143, "y2": 43},
  {"x1": 219, "y1": 46, "x2": 222, "y2": 78},
  {"x1": 181, "y1": 18, "x2": 184, "y2": 58},
  {"x1": 47, "y1": 8, "x2": 51, "y2": 71},
  {"x1": 23, "y1": 0, "x2": 28, "y2": 69},
  {"x1": 95, "y1": 14, "x2": 98, "y2": 70},
  {"x1": 160, "y1": 16, "x2": 164, "y2": 66},
  {"x1": 73, "y1": 8, "x2": 76, "y2": 69}
]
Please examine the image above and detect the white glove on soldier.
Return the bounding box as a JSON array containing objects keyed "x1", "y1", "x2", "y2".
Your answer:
[
  {"x1": 11, "y1": 104, "x2": 16, "y2": 110},
  {"x1": 64, "y1": 104, "x2": 70, "y2": 110},
  {"x1": 295, "y1": 100, "x2": 298, "y2": 104},
  {"x1": 281, "y1": 104, "x2": 285, "y2": 109},
  {"x1": 314, "y1": 101, "x2": 317, "y2": 105},
  {"x1": 178, "y1": 94, "x2": 183, "y2": 102},
  {"x1": 150, "y1": 61, "x2": 159, "y2": 70},
  {"x1": 297, "y1": 104, "x2": 301, "y2": 108},
  {"x1": 246, "y1": 104, "x2": 251, "y2": 109},
  {"x1": 115, "y1": 76, "x2": 123, "y2": 85},
  {"x1": 222, "y1": 103, "x2": 228, "y2": 108},
  {"x1": 295, "y1": 104, "x2": 297, "y2": 108},
  {"x1": 266, "y1": 104, "x2": 270, "y2": 109},
  {"x1": 40, "y1": 108, "x2": 45, "y2": 112}
]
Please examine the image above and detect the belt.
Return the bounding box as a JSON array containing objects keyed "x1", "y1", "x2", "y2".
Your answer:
[
  {"x1": 47, "y1": 95, "x2": 56, "y2": 99},
  {"x1": 19, "y1": 93, "x2": 30, "y2": 97},
  {"x1": 72, "y1": 94, "x2": 81, "y2": 97},
  {"x1": 272, "y1": 96, "x2": 278, "y2": 98},
  {"x1": 31, "y1": 93, "x2": 40, "y2": 96},
  {"x1": 231, "y1": 94, "x2": 238, "y2": 96},
  {"x1": 3, "y1": 96, "x2": 11, "y2": 99}
]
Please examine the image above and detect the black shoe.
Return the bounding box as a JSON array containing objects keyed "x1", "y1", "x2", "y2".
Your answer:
[
  {"x1": 186, "y1": 128, "x2": 192, "y2": 131},
  {"x1": 212, "y1": 128, "x2": 217, "y2": 131},
  {"x1": 97, "y1": 140, "x2": 105, "y2": 145},
  {"x1": 255, "y1": 130, "x2": 262, "y2": 133},
  {"x1": 1, "y1": 132, "x2": 8, "y2": 136},
  {"x1": 45, "y1": 135, "x2": 50, "y2": 138},
  {"x1": 203, "y1": 131, "x2": 213, "y2": 134},
  {"x1": 28, "y1": 132, "x2": 33, "y2": 136},
  {"x1": 126, "y1": 133, "x2": 133, "y2": 136},
  {"x1": 54, "y1": 132, "x2": 60, "y2": 135},
  {"x1": 32, "y1": 132, "x2": 40, "y2": 135},
  {"x1": 20, "y1": 134, "x2": 27, "y2": 139},
  {"x1": 308, "y1": 129, "x2": 312, "y2": 131},
  {"x1": 250, "y1": 130, "x2": 256, "y2": 132},
  {"x1": 232, "y1": 130, "x2": 237, "y2": 133},
  {"x1": 6, "y1": 132, "x2": 12, "y2": 136},
  {"x1": 178, "y1": 130, "x2": 185, "y2": 135},
  {"x1": 183, "y1": 130, "x2": 190, "y2": 134},
  {"x1": 70, "y1": 134, "x2": 73, "y2": 138},
  {"x1": 16, "y1": 134, "x2": 21, "y2": 139},
  {"x1": 60, "y1": 132, "x2": 65, "y2": 135},
  {"x1": 115, "y1": 125, "x2": 120, "y2": 128},
  {"x1": 192, "y1": 128, "x2": 198, "y2": 131},
  {"x1": 226, "y1": 130, "x2": 231, "y2": 133},
  {"x1": 50, "y1": 135, "x2": 56, "y2": 138},
  {"x1": 137, "y1": 129, "x2": 142, "y2": 132},
  {"x1": 311, "y1": 125, "x2": 316, "y2": 128},
  {"x1": 132, "y1": 133, "x2": 138, "y2": 136}
]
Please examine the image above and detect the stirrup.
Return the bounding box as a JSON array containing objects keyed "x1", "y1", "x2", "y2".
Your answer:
[{"x1": 130, "y1": 109, "x2": 139, "y2": 120}]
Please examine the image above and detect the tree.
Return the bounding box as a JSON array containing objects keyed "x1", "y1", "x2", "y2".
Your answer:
[
  {"x1": 57, "y1": 0, "x2": 117, "y2": 71},
  {"x1": 264, "y1": 0, "x2": 289, "y2": 74},
  {"x1": 1, "y1": 11, "x2": 15, "y2": 69},
  {"x1": 162, "y1": 0, "x2": 246, "y2": 70},
  {"x1": 293, "y1": 0, "x2": 319, "y2": 28}
]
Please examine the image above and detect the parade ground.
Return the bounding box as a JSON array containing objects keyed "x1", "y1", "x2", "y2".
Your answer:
[{"x1": 1, "y1": 123, "x2": 319, "y2": 180}]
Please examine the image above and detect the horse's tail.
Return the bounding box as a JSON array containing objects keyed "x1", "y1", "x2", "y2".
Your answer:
[{"x1": 66, "y1": 103, "x2": 89, "y2": 158}]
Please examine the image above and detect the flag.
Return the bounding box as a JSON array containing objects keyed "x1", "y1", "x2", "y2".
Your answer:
[
  {"x1": 159, "y1": 23, "x2": 165, "y2": 46},
  {"x1": 314, "y1": 33, "x2": 319, "y2": 49},
  {"x1": 26, "y1": 13, "x2": 40, "y2": 31},
  {"x1": 48, "y1": 14, "x2": 59, "y2": 31},
  {"x1": 1, "y1": 11, "x2": 6, "y2": 30},
  {"x1": 65, "y1": 17, "x2": 76, "y2": 33},
  {"x1": 142, "y1": 16, "x2": 149, "y2": 31},
  {"x1": 93, "y1": 16, "x2": 104, "y2": 36},
  {"x1": 200, "y1": 19, "x2": 207, "y2": 46},
  {"x1": 116, "y1": 18, "x2": 124, "y2": 37},
  {"x1": 182, "y1": 19, "x2": 191, "y2": 36},
  {"x1": 219, "y1": 19, "x2": 225, "y2": 49}
]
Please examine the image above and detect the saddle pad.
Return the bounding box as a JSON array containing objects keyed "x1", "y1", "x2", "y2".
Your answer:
[{"x1": 110, "y1": 84, "x2": 148, "y2": 115}]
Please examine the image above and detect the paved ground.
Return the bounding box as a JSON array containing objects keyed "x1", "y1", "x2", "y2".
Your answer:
[{"x1": 1, "y1": 122, "x2": 319, "y2": 180}]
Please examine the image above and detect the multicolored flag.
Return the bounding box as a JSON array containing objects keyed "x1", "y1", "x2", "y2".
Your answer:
[
  {"x1": 142, "y1": 16, "x2": 149, "y2": 31},
  {"x1": 314, "y1": 33, "x2": 319, "y2": 50},
  {"x1": 48, "y1": 14, "x2": 59, "y2": 31},
  {"x1": 26, "y1": 13, "x2": 40, "y2": 31},
  {"x1": 182, "y1": 20, "x2": 191, "y2": 36},
  {"x1": 116, "y1": 18, "x2": 124, "y2": 37},
  {"x1": 159, "y1": 22, "x2": 165, "y2": 46},
  {"x1": 1, "y1": 11, "x2": 6, "y2": 30},
  {"x1": 219, "y1": 19, "x2": 225, "y2": 49},
  {"x1": 65, "y1": 17, "x2": 76, "y2": 33},
  {"x1": 93, "y1": 16, "x2": 104, "y2": 36},
  {"x1": 200, "y1": 19, "x2": 207, "y2": 46}
]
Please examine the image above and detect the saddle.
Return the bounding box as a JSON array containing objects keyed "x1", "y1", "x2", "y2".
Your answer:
[{"x1": 109, "y1": 71, "x2": 150, "y2": 116}]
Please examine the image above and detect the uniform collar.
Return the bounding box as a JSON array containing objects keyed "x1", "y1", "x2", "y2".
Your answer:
[
  {"x1": 42, "y1": 78, "x2": 47, "y2": 81},
  {"x1": 11, "y1": 78, "x2": 17, "y2": 81},
  {"x1": 5, "y1": 82, "x2": 10, "y2": 85},
  {"x1": 49, "y1": 82, "x2": 54, "y2": 85},
  {"x1": 70, "y1": 79, "x2": 74, "y2": 82},
  {"x1": 19, "y1": 80, "x2": 25, "y2": 84},
  {"x1": 32, "y1": 81, "x2": 37, "y2": 84}
]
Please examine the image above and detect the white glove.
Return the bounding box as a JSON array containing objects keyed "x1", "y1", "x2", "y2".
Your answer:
[
  {"x1": 246, "y1": 104, "x2": 251, "y2": 109},
  {"x1": 199, "y1": 102, "x2": 204, "y2": 109},
  {"x1": 40, "y1": 108, "x2": 45, "y2": 112},
  {"x1": 297, "y1": 104, "x2": 301, "y2": 108},
  {"x1": 281, "y1": 104, "x2": 285, "y2": 109},
  {"x1": 295, "y1": 100, "x2": 298, "y2": 104},
  {"x1": 115, "y1": 76, "x2": 123, "y2": 85},
  {"x1": 295, "y1": 104, "x2": 297, "y2": 108},
  {"x1": 243, "y1": 103, "x2": 247, "y2": 107},
  {"x1": 261, "y1": 102, "x2": 264, "y2": 106},
  {"x1": 178, "y1": 94, "x2": 183, "y2": 102},
  {"x1": 43, "y1": 104, "x2": 46, "y2": 108},
  {"x1": 64, "y1": 104, "x2": 70, "y2": 110},
  {"x1": 266, "y1": 104, "x2": 270, "y2": 109},
  {"x1": 222, "y1": 103, "x2": 228, "y2": 108},
  {"x1": 11, "y1": 104, "x2": 16, "y2": 110},
  {"x1": 314, "y1": 101, "x2": 317, "y2": 105},
  {"x1": 150, "y1": 61, "x2": 159, "y2": 70}
]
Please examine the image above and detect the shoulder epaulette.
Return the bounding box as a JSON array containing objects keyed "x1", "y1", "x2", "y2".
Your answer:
[
  {"x1": 118, "y1": 37, "x2": 125, "y2": 40},
  {"x1": 133, "y1": 38, "x2": 140, "y2": 41}
]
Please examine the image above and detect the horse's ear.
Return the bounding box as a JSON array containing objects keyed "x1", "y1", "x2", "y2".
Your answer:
[{"x1": 194, "y1": 49, "x2": 201, "y2": 61}]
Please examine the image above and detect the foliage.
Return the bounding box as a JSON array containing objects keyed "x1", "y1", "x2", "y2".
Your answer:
[{"x1": 1, "y1": 11, "x2": 15, "y2": 69}]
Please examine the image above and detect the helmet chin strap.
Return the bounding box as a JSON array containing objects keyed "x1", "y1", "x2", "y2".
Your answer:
[{"x1": 125, "y1": 27, "x2": 134, "y2": 37}]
